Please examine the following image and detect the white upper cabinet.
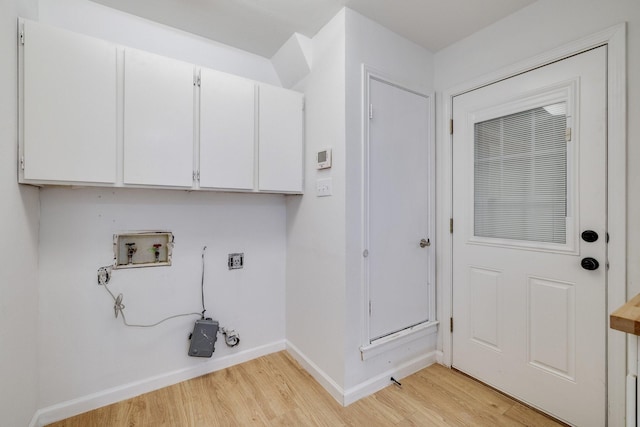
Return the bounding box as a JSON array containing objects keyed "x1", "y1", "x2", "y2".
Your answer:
[
  {"x1": 21, "y1": 20, "x2": 117, "y2": 184},
  {"x1": 258, "y1": 84, "x2": 304, "y2": 193},
  {"x1": 123, "y1": 48, "x2": 195, "y2": 187},
  {"x1": 199, "y1": 68, "x2": 255, "y2": 190},
  {"x1": 19, "y1": 20, "x2": 304, "y2": 194}
]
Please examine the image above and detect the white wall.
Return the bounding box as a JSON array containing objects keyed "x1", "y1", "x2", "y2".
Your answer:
[
  {"x1": 286, "y1": 7, "x2": 437, "y2": 402},
  {"x1": 28, "y1": 0, "x2": 289, "y2": 422},
  {"x1": 37, "y1": 0, "x2": 280, "y2": 85},
  {"x1": 37, "y1": 189, "x2": 286, "y2": 409},
  {"x1": 286, "y1": 9, "x2": 347, "y2": 396},
  {"x1": 343, "y1": 8, "x2": 436, "y2": 391},
  {"x1": 0, "y1": 0, "x2": 40, "y2": 426}
]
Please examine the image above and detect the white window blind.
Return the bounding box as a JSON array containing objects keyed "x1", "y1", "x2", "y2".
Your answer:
[{"x1": 474, "y1": 103, "x2": 567, "y2": 244}]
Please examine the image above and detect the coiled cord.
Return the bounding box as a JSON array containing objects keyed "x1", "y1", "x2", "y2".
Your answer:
[{"x1": 98, "y1": 265, "x2": 200, "y2": 328}]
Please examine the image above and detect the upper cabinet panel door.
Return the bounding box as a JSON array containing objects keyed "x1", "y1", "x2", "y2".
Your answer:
[
  {"x1": 199, "y1": 69, "x2": 255, "y2": 190},
  {"x1": 22, "y1": 20, "x2": 117, "y2": 184},
  {"x1": 123, "y1": 49, "x2": 194, "y2": 187},
  {"x1": 258, "y1": 84, "x2": 304, "y2": 193}
]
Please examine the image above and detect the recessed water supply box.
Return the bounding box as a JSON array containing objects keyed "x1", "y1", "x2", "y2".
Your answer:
[{"x1": 113, "y1": 231, "x2": 174, "y2": 269}]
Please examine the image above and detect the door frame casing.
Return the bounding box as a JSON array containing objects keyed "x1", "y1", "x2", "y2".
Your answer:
[
  {"x1": 360, "y1": 65, "x2": 437, "y2": 359},
  {"x1": 438, "y1": 24, "x2": 627, "y2": 425}
]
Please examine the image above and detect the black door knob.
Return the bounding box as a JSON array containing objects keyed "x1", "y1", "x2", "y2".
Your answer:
[
  {"x1": 581, "y1": 230, "x2": 599, "y2": 242},
  {"x1": 581, "y1": 257, "x2": 599, "y2": 270}
]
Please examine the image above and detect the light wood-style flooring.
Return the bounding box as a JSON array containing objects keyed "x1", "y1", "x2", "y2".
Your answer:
[{"x1": 48, "y1": 351, "x2": 564, "y2": 426}]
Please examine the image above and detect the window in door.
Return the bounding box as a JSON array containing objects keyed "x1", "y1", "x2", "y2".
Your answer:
[{"x1": 474, "y1": 102, "x2": 568, "y2": 245}]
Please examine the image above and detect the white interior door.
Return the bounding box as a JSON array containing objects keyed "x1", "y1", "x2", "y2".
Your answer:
[
  {"x1": 452, "y1": 47, "x2": 606, "y2": 426},
  {"x1": 367, "y1": 76, "x2": 432, "y2": 341}
]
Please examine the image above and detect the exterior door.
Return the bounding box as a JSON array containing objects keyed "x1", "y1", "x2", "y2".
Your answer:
[
  {"x1": 367, "y1": 76, "x2": 433, "y2": 341},
  {"x1": 452, "y1": 47, "x2": 606, "y2": 426}
]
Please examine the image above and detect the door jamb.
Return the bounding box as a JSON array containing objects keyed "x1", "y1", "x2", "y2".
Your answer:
[{"x1": 438, "y1": 24, "x2": 627, "y2": 425}]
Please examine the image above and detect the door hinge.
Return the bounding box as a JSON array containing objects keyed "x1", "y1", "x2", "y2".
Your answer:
[
  {"x1": 302, "y1": 98, "x2": 305, "y2": 111},
  {"x1": 19, "y1": 30, "x2": 24, "y2": 45},
  {"x1": 369, "y1": 104, "x2": 373, "y2": 120},
  {"x1": 194, "y1": 72, "x2": 201, "y2": 87},
  {"x1": 20, "y1": 156, "x2": 25, "y2": 170},
  {"x1": 193, "y1": 170, "x2": 200, "y2": 181},
  {"x1": 369, "y1": 300, "x2": 372, "y2": 316},
  {"x1": 449, "y1": 218, "x2": 453, "y2": 234},
  {"x1": 449, "y1": 119, "x2": 453, "y2": 135},
  {"x1": 565, "y1": 127, "x2": 572, "y2": 142},
  {"x1": 450, "y1": 317, "x2": 454, "y2": 333}
]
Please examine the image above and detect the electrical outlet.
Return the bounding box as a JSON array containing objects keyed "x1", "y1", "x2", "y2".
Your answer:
[
  {"x1": 97, "y1": 266, "x2": 112, "y2": 285},
  {"x1": 228, "y1": 253, "x2": 244, "y2": 270}
]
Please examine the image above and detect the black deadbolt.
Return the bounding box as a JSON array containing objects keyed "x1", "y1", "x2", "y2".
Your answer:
[
  {"x1": 581, "y1": 257, "x2": 599, "y2": 271},
  {"x1": 581, "y1": 230, "x2": 599, "y2": 242}
]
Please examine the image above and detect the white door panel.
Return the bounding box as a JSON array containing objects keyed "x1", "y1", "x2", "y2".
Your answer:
[
  {"x1": 258, "y1": 84, "x2": 303, "y2": 192},
  {"x1": 367, "y1": 77, "x2": 432, "y2": 341},
  {"x1": 452, "y1": 47, "x2": 606, "y2": 426},
  {"x1": 123, "y1": 49, "x2": 194, "y2": 187},
  {"x1": 23, "y1": 20, "x2": 116, "y2": 184},
  {"x1": 199, "y1": 69, "x2": 255, "y2": 190}
]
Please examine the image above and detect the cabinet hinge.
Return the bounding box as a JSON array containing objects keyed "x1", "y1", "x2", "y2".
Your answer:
[
  {"x1": 449, "y1": 218, "x2": 453, "y2": 234},
  {"x1": 449, "y1": 119, "x2": 454, "y2": 135},
  {"x1": 20, "y1": 156, "x2": 25, "y2": 170},
  {"x1": 450, "y1": 317, "x2": 454, "y2": 333},
  {"x1": 369, "y1": 104, "x2": 373, "y2": 120},
  {"x1": 197, "y1": 74, "x2": 201, "y2": 87},
  {"x1": 565, "y1": 127, "x2": 572, "y2": 142}
]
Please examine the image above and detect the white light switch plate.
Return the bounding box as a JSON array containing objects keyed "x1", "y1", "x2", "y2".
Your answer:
[{"x1": 316, "y1": 178, "x2": 332, "y2": 197}]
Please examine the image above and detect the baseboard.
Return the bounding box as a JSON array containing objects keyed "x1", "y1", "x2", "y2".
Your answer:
[
  {"x1": 285, "y1": 341, "x2": 346, "y2": 405},
  {"x1": 342, "y1": 350, "x2": 438, "y2": 406},
  {"x1": 285, "y1": 341, "x2": 437, "y2": 407},
  {"x1": 30, "y1": 340, "x2": 286, "y2": 427}
]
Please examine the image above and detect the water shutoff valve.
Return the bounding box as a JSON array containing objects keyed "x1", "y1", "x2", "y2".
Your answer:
[{"x1": 113, "y1": 232, "x2": 173, "y2": 269}]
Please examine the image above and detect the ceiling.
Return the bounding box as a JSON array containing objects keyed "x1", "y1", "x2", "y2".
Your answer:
[{"x1": 89, "y1": 0, "x2": 536, "y2": 58}]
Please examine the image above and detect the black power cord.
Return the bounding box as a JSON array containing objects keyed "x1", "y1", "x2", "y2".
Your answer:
[{"x1": 201, "y1": 246, "x2": 208, "y2": 319}]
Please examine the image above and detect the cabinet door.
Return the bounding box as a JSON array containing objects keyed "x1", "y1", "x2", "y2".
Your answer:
[
  {"x1": 123, "y1": 49, "x2": 194, "y2": 187},
  {"x1": 22, "y1": 20, "x2": 117, "y2": 184},
  {"x1": 258, "y1": 85, "x2": 304, "y2": 193},
  {"x1": 199, "y1": 69, "x2": 255, "y2": 190}
]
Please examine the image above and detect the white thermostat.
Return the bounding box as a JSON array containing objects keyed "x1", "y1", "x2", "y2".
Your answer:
[{"x1": 316, "y1": 148, "x2": 332, "y2": 169}]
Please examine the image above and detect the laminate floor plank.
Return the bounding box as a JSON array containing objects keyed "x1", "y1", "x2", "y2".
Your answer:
[
  {"x1": 412, "y1": 366, "x2": 520, "y2": 426},
  {"x1": 47, "y1": 351, "x2": 564, "y2": 427}
]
